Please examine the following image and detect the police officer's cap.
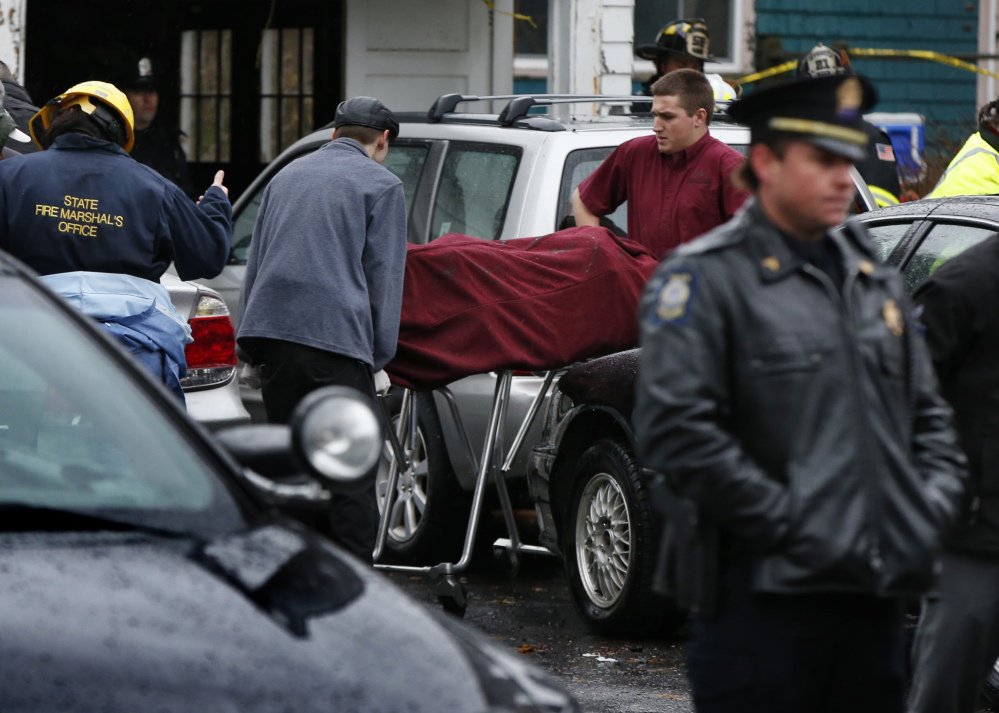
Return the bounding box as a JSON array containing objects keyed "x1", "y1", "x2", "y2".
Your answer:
[
  {"x1": 333, "y1": 97, "x2": 399, "y2": 140},
  {"x1": 120, "y1": 56, "x2": 157, "y2": 92},
  {"x1": 727, "y1": 74, "x2": 878, "y2": 162}
]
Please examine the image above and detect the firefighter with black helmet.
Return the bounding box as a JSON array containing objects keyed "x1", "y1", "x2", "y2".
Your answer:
[
  {"x1": 796, "y1": 43, "x2": 902, "y2": 207},
  {"x1": 0, "y1": 80, "x2": 232, "y2": 400},
  {"x1": 634, "y1": 19, "x2": 739, "y2": 104}
]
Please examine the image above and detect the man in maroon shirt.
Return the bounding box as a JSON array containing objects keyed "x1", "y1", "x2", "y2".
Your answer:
[{"x1": 572, "y1": 69, "x2": 749, "y2": 259}]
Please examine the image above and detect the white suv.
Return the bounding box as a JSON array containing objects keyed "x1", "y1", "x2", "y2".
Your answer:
[{"x1": 202, "y1": 94, "x2": 874, "y2": 564}]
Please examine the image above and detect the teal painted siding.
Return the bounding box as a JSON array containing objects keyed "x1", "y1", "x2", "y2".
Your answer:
[{"x1": 755, "y1": 1, "x2": 980, "y2": 145}]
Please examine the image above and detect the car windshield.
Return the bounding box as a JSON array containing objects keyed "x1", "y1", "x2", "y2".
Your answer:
[{"x1": 0, "y1": 274, "x2": 247, "y2": 537}]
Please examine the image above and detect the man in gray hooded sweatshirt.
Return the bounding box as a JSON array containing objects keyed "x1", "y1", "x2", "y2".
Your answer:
[{"x1": 237, "y1": 96, "x2": 406, "y2": 561}]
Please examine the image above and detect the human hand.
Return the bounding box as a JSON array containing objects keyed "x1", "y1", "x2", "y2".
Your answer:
[{"x1": 197, "y1": 170, "x2": 228, "y2": 204}]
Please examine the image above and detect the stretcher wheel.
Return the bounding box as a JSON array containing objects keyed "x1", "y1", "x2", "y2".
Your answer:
[
  {"x1": 492, "y1": 544, "x2": 520, "y2": 578},
  {"x1": 436, "y1": 574, "x2": 468, "y2": 618}
]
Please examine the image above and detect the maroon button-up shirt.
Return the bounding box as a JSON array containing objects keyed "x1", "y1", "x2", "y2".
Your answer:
[{"x1": 578, "y1": 133, "x2": 749, "y2": 259}]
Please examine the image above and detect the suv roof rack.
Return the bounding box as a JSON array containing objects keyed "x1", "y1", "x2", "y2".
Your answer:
[
  {"x1": 428, "y1": 93, "x2": 643, "y2": 125},
  {"x1": 425, "y1": 93, "x2": 734, "y2": 131}
]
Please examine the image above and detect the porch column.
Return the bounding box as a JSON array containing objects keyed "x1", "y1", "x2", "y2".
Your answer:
[{"x1": 548, "y1": 0, "x2": 635, "y2": 97}]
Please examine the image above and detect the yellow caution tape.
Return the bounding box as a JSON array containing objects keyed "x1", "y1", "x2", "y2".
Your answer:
[
  {"x1": 737, "y1": 48, "x2": 999, "y2": 85},
  {"x1": 481, "y1": 0, "x2": 537, "y2": 28},
  {"x1": 736, "y1": 61, "x2": 797, "y2": 85},
  {"x1": 849, "y1": 48, "x2": 999, "y2": 81}
]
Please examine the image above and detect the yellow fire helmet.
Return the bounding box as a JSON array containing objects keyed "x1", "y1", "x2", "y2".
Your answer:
[{"x1": 29, "y1": 81, "x2": 135, "y2": 152}]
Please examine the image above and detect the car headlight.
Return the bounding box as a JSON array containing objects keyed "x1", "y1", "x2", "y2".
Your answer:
[{"x1": 291, "y1": 387, "x2": 382, "y2": 483}]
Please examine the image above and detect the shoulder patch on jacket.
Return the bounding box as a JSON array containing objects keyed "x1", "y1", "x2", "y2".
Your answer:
[{"x1": 648, "y1": 270, "x2": 698, "y2": 326}]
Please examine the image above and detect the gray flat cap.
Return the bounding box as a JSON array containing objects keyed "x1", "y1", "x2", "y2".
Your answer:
[{"x1": 333, "y1": 96, "x2": 399, "y2": 140}]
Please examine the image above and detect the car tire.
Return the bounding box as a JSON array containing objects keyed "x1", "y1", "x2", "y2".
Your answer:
[
  {"x1": 376, "y1": 392, "x2": 470, "y2": 564},
  {"x1": 562, "y1": 439, "x2": 686, "y2": 637}
]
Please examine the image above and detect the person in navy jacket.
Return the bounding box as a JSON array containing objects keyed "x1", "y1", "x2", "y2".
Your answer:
[{"x1": 0, "y1": 80, "x2": 232, "y2": 400}]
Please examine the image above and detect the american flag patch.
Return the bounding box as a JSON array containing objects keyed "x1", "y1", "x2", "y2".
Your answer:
[{"x1": 876, "y1": 143, "x2": 895, "y2": 161}]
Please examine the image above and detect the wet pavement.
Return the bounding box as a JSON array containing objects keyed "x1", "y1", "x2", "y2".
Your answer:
[{"x1": 384, "y1": 552, "x2": 694, "y2": 713}]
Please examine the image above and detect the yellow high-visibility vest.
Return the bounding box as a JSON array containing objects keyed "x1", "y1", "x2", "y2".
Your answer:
[{"x1": 929, "y1": 131, "x2": 999, "y2": 198}]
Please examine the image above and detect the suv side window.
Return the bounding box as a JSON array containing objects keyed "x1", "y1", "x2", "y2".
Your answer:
[
  {"x1": 228, "y1": 140, "x2": 431, "y2": 264},
  {"x1": 902, "y1": 222, "x2": 995, "y2": 292},
  {"x1": 429, "y1": 142, "x2": 521, "y2": 241},
  {"x1": 556, "y1": 148, "x2": 628, "y2": 236}
]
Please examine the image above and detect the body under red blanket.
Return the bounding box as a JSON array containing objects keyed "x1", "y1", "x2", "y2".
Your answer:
[{"x1": 385, "y1": 227, "x2": 660, "y2": 392}]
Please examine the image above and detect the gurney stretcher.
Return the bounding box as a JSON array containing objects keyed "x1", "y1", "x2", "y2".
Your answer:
[
  {"x1": 373, "y1": 369, "x2": 557, "y2": 615},
  {"x1": 372, "y1": 227, "x2": 660, "y2": 615}
]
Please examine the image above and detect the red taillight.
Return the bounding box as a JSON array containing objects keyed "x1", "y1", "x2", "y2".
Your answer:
[
  {"x1": 185, "y1": 316, "x2": 237, "y2": 369},
  {"x1": 181, "y1": 294, "x2": 237, "y2": 390}
]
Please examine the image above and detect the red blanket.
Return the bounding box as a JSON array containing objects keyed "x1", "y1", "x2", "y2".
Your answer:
[{"x1": 385, "y1": 227, "x2": 659, "y2": 391}]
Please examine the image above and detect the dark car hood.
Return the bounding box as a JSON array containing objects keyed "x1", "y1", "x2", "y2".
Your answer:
[
  {"x1": 558, "y1": 349, "x2": 641, "y2": 420},
  {"x1": 0, "y1": 524, "x2": 491, "y2": 713}
]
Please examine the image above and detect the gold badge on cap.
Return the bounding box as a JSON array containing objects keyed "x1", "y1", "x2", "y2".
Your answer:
[
  {"x1": 657, "y1": 272, "x2": 694, "y2": 322},
  {"x1": 836, "y1": 77, "x2": 863, "y2": 118},
  {"x1": 858, "y1": 260, "x2": 874, "y2": 275},
  {"x1": 762, "y1": 256, "x2": 781, "y2": 272},
  {"x1": 883, "y1": 299, "x2": 904, "y2": 337}
]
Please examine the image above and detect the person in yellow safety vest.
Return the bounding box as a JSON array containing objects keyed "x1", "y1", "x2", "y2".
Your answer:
[
  {"x1": 929, "y1": 98, "x2": 999, "y2": 198},
  {"x1": 632, "y1": 19, "x2": 740, "y2": 109},
  {"x1": 796, "y1": 43, "x2": 902, "y2": 208}
]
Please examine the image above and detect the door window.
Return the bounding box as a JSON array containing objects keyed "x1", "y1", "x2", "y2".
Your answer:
[
  {"x1": 430, "y1": 143, "x2": 521, "y2": 241},
  {"x1": 863, "y1": 222, "x2": 913, "y2": 262},
  {"x1": 228, "y1": 142, "x2": 431, "y2": 264},
  {"x1": 557, "y1": 148, "x2": 628, "y2": 235},
  {"x1": 902, "y1": 223, "x2": 996, "y2": 292}
]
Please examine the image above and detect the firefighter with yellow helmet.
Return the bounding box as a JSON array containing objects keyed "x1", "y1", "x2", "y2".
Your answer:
[
  {"x1": 634, "y1": 19, "x2": 740, "y2": 104},
  {"x1": 0, "y1": 80, "x2": 232, "y2": 400}
]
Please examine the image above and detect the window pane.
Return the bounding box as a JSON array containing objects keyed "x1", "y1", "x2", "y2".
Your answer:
[
  {"x1": 902, "y1": 223, "x2": 995, "y2": 293},
  {"x1": 259, "y1": 97, "x2": 278, "y2": 163},
  {"x1": 430, "y1": 144, "x2": 521, "y2": 241},
  {"x1": 633, "y1": 0, "x2": 731, "y2": 60},
  {"x1": 220, "y1": 97, "x2": 231, "y2": 162},
  {"x1": 198, "y1": 97, "x2": 218, "y2": 162},
  {"x1": 382, "y1": 144, "x2": 431, "y2": 217},
  {"x1": 281, "y1": 97, "x2": 300, "y2": 151},
  {"x1": 180, "y1": 96, "x2": 196, "y2": 160},
  {"x1": 199, "y1": 31, "x2": 219, "y2": 94},
  {"x1": 303, "y1": 28, "x2": 315, "y2": 94},
  {"x1": 514, "y1": 0, "x2": 548, "y2": 55},
  {"x1": 221, "y1": 29, "x2": 233, "y2": 95},
  {"x1": 863, "y1": 222, "x2": 912, "y2": 262},
  {"x1": 557, "y1": 148, "x2": 627, "y2": 236},
  {"x1": 281, "y1": 28, "x2": 301, "y2": 94}
]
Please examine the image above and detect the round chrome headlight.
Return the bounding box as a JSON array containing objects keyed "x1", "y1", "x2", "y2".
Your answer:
[{"x1": 292, "y1": 387, "x2": 382, "y2": 483}]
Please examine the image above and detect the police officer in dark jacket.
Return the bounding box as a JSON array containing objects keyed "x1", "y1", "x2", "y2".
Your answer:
[
  {"x1": 908, "y1": 233, "x2": 999, "y2": 712},
  {"x1": 634, "y1": 74, "x2": 966, "y2": 713},
  {"x1": 120, "y1": 57, "x2": 196, "y2": 200},
  {"x1": 0, "y1": 59, "x2": 38, "y2": 154}
]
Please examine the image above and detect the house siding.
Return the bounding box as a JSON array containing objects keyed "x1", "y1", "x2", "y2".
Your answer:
[{"x1": 755, "y1": 1, "x2": 980, "y2": 146}]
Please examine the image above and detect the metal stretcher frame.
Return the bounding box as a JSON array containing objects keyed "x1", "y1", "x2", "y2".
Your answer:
[{"x1": 372, "y1": 369, "x2": 558, "y2": 615}]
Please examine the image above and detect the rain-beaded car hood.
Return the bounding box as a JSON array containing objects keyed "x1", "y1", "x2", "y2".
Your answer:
[{"x1": 0, "y1": 521, "x2": 575, "y2": 712}]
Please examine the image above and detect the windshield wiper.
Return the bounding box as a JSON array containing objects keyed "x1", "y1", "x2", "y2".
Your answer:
[{"x1": 0, "y1": 503, "x2": 195, "y2": 539}]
